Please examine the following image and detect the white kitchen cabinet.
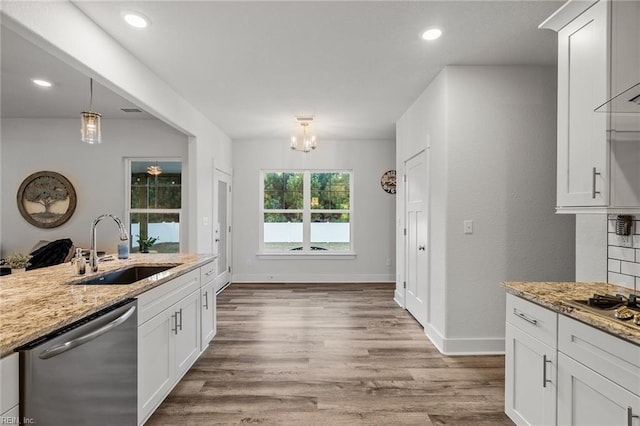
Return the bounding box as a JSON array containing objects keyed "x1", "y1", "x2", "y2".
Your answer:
[
  {"x1": 138, "y1": 305, "x2": 173, "y2": 423},
  {"x1": 505, "y1": 295, "x2": 558, "y2": 425},
  {"x1": 0, "y1": 353, "x2": 19, "y2": 419},
  {"x1": 545, "y1": 0, "x2": 640, "y2": 213},
  {"x1": 200, "y1": 261, "x2": 217, "y2": 352},
  {"x1": 555, "y1": 0, "x2": 609, "y2": 209},
  {"x1": 557, "y1": 353, "x2": 640, "y2": 426},
  {"x1": 137, "y1": 269, "x2": 202, "y2": 425},
  {"x1": 505, "y1": 324, "x2": 557, "y2": 426},
  {"x1": 174, "y1": 289, "x2": 201, "y2": 380}
]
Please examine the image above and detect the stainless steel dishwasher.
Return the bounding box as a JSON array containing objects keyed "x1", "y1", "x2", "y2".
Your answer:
[{"x1": 17, "y1": 299, "x2": 137, "y2": 426}]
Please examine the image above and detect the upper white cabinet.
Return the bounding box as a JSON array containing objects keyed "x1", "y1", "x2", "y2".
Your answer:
[
  {"x1": 556, "y1": 0, "x2": 609, "y2": 209},
  {"x1": 544, "y1": 0, "x2": 640, "y2": 213}
]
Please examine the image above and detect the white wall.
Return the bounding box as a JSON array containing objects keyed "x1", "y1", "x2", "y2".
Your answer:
[
  {"x1": 232, "y1": 139, "x2": 395, "y2": 282},
  {"x1": 396, "y1": 66, "x2": 576, "y2": 354},
  {"x1": 2, "y1": 1, "x2": 232, "y2": 254},
  {"x1": 1, "y1": 118, "x2": 187, "y2": 255}
]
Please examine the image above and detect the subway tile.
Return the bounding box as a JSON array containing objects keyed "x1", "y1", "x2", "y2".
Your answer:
[
  {"x1": 608, "y1": 233, "x2": 634, "y2": 247},
  {"x1": 608, "y1": 246, "x2": 635, "y2": 262},
  {"x1": 608, "y1": 259, "x2": 621, "y2": 273},
  {"x1": 608, "y1": 219, "x2": 617, "y2": 233},
  {"x1": 621, "y1": 261, "x2": 640, "y2": 277},
  {"x1": 608, "y1": 272, "x2": 636, "y2": 287}
]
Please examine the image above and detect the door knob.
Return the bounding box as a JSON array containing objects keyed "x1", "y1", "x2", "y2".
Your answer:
[{"x1": 418, "y1": 245, "x2": 426, "y2": 251}]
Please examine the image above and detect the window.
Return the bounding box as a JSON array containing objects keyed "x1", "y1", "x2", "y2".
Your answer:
[
  {"x1": 261, "y1": 170, "x2": 352, "y2": 254},
  {"x1": 127, "y1": 160, "x2": 182, "y2": 253}
]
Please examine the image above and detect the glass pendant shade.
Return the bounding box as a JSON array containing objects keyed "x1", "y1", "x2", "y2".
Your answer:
[{"x1": 81, "y1": 111, "x2": 102, "y2": 144}]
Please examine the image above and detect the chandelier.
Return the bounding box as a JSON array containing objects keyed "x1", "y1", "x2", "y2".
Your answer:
[
  {"x1": 81, "y1": 78, "x2": 102, "y2": 144},
  {"x1": 290, "y1": 117, "x2": 317, "y2": 153},
  {"x1": 147, "y1": 161, "x2": 162, "y2": 176}
]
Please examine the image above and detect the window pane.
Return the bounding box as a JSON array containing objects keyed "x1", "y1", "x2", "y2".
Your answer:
[
  {"x1": 263, "y1": 172, "x2": 303, "y2": 209},
  {"x1": 130, "y1": 212, "x2": 180, "y2": 253},
  {"x1": 263, "y1": 213, "x2": 303, "y2": 251},
  {"x1": 310, "y1": 172, "x2": 350, "y2": 210},
  {"x1": 130, "y1": 161, "x2": 181, "y2": 209},
  {"x1": 310, "y1": 213, "x2": 350, "y2": 251}
]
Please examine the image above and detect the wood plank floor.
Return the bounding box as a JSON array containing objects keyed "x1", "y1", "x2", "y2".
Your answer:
[{"x1": 147, "y1": 283, "x2": 513, "y2": 425}]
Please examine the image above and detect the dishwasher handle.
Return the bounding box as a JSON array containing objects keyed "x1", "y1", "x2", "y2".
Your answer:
[{"x1": 38, "y1": 305, "x2": 136, "y2": 360}]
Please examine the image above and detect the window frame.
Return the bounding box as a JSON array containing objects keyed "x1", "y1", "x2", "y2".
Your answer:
[
  {"x1": 125, "y1": 158, "x2": 184, "y2": 253},
  {"x1": 258, "y1": 169, "x2": 355, "y2": 258}
]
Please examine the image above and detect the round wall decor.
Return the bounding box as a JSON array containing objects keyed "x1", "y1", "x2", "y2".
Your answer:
[
  {"x1": 17, "y1": 171, "x2": 77, "y2": 228},
  {"x1": 380, "y1": 170, "x2": 397, "y2": 194}
]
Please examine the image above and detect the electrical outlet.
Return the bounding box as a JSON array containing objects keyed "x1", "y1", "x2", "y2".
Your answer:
[{"x1": 617, "y1": 234, "x2": 633, "y2": 248}]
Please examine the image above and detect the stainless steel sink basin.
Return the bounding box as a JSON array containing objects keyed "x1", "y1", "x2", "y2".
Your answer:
[{"x1": 77, "y1": 265, "x2": 180, "y2": 285}]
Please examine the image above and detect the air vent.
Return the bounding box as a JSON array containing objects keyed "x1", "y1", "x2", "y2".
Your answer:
[{"x1": 120, "y1": 108, "x2": 142, "y2": 113}]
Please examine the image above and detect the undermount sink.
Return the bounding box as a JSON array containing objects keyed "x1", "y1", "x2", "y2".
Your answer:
[{"x1": 77, "y1": 265, "x2": 180, "y2": 285}]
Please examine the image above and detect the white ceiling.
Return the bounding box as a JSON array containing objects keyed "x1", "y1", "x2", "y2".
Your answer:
[{"x1": 2, "y1": 0, "x2": 563, "y2": 140}]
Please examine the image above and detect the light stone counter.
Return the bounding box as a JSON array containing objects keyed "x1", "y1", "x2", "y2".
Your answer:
[
  {"x1": 503, "y1": 281, "x2": 640, "y2": 346},
  {"x1": 0, "y1": 253, "x2": 215, "y2": 357}
]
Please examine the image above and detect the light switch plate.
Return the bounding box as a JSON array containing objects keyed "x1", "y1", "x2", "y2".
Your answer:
[{"x1": 464, "y1": 220, "x2": 473, "y2": 234}]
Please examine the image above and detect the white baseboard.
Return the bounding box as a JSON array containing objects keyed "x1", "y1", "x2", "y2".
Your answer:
[
  {"x1": 425, "y1": 324, "x2": 505, "y2": 355},
  {"x1": 393, "y1": 289, "x2": 405, "y2": 308},
  {"x1": 232, "y1": 273, "x2": 395, "y2": 283}
]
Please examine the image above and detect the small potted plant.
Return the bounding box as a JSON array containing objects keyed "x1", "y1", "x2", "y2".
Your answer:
[
  {"x1": 136, "y1": 234, "x2": 159, "y2": 253},
  {"x1": 5, "y1": 253, "x2": 33, "y2": 273}
]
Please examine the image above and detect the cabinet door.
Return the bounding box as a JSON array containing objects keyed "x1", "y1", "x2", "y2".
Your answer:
[
  {"x1": 138, "y1": 309, "x2": 173, "y2": 425},
  {"x1": 174, "y1": 290, "x2": 201, "y2": 380},
  {"x1": 557, "y1": 0, "x2": 609, "y2": 207},
  {"x1": 200, "y1": 281, "x2": 216, "y2": 351},
  {"x1": 505, "y1": 323, "x2": 557, "y2": 426},
  {"x1": 558, "y1": 353, "x2": 640, "y2": 426}
]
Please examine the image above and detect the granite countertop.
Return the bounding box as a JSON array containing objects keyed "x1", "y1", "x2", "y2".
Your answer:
[
  {"x1": 0, "y1": 253, "x2": 215, "y2": 357},
  {"x1": 503, "y1": 281, "x2": 640, "y2": 346}
]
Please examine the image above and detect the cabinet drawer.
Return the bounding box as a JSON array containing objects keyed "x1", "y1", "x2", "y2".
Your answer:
[
  {"x1": 558, "y1": 315, "x2": 640, "y2": 397},
  {"x1": 137, "y1": 270, "x2": 200, "y2": 325},
  {"x1": 0, "y1": 353, "x2": 19, "y2": 414},
  {"x1": 506, "y1": 294, "x2": 558, "y2": 347},
  {"x1": 200, "y1": 261, "x2": 215, "y2": 285}
]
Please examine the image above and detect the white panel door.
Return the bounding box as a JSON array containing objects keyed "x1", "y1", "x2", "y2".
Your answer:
[
  {"x1": 214, "y1": 169, "x2": 232, "y2": 292},
  {"x1": 174, "y1": 290, "x2": 201, "y2": 380},
  {"x1": 404, "y1": 150, "x2": 428, "y2": 326}
]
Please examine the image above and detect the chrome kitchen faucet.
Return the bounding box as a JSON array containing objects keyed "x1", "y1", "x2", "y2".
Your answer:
[{"x1": 89, "y1": 214, "x2": 129, "y2": 272}]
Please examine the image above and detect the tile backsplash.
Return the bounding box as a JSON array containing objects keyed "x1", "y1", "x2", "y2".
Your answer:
[{"x1": 607, "y1": 214, "x2": 640, "y2": 290}]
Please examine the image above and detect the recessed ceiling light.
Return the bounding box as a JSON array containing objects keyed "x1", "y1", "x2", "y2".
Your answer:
[
  {"x1": 122, "y1": 11, "x2": 150, "y2": 29},
  {"x1": 31, "y1": 79, "x2": 53, "y2": 88},
  {"x1": 421, "y1": 28, "x2": 442, "y2": 41}
]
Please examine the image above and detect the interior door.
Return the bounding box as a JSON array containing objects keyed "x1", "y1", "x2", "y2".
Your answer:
[
  {"x1": 214, "y1": 170, "x2": 232, "y2": 293},
  {"x1": 404, "y1": 150, "x2": 428, "y2": 326}
]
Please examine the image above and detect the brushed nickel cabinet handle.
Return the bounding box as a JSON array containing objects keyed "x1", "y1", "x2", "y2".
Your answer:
[
  {"x1": 592, "y1": 167, "x2": 601, "y2": 199},
  {"x1": 513, "y1": 308, "x2": 538, "y2": 326},
  {"x1": 542, "y1": 355, "x2": 552, "y2": 388},
  {"x1": 171, "y1": 313, "x2": 178, "y2": 335},
  {"x1": 204, "y1": 291, "x2": 209, "y2": 310},
  {"x1": 629, "y1": 407, "x2": 639, "y2": 426},
  {"x1": 177, "y1": 308, "x2": 183, "y2": 331}
]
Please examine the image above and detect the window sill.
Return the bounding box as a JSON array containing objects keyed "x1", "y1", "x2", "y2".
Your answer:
[{"x1": 256, "y1": 252, "x2": 357, "y2": 260}]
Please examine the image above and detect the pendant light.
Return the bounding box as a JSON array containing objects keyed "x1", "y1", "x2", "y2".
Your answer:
[
  {"x1": 81, "y1": 78, "x2": 102, "y2": 144},
  {"x1": 147, "y1": 161, "x2": 162, "y2": 176}
]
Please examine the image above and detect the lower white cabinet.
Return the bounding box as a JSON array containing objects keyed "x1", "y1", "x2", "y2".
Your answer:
[
  {"x1": 505, "y1": 294, "x2": 640, "y2": 426},
  {"x1": 200, "y1": 280, "x2": 216, "y2": 351},
  {"x1": 0, "y1": 353, "x2": 19, "y2": 420},
  {"x1": 557, "y1": 352, "x2": 640, "y2": 426},
  {"x1": 137, "y1": 267, "x2": 212, "y2": 425},
  {"x1": 505, "y1": 323, "x2": 557, "y2": 425}
]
